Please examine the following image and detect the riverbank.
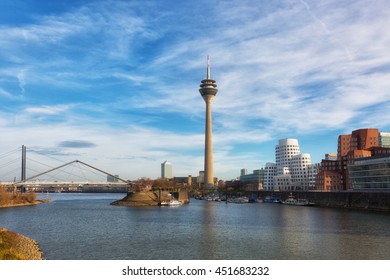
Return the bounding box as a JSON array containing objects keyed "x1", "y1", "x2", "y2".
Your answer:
[
  {"x1": 0, "y1": 190, "x2": 44, "y2": 209},
  {"x1": 0, "y1": 200, "x2": 48, "y2": 209},
  {"x1": 0, "y1": 228, "x2": 44, "y2": 260}
]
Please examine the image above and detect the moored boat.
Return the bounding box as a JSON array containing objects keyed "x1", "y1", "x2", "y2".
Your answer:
[
  {"x1": 159, "y1": 199, "x2": 182, "y2": 207},
  {"x1": 282, "y1": 194, "x2": 315, "y2": 206},
  {"x1": 227, "y1": 197, "x2": 249, "y2": 203},
  {"x1": 263, "y1": 195, "x2": 281, "y2": 203}
]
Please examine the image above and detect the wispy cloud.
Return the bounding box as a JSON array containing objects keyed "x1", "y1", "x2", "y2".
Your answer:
[
  {"x1": 0, "y1": 87, "x2": 20, "y2": 100},
  {"x1": 23, "y1": 105, "x2": 70, "y2": 115}
]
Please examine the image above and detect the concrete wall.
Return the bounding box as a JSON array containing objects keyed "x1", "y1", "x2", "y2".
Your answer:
[{"x1": 255, "y1": 190, "x2": 390, "y2": 211}]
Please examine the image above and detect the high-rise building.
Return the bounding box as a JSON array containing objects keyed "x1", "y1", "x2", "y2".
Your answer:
[
  {"x1": 161, "y1": 161, "x2": 172, "y2": 179},
  {"x1": 199, "y1": 56, "x2": 218, "y2": 188}
]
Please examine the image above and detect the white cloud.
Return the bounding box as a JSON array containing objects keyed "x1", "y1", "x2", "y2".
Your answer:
[
  {"x1": 23, "y1": 105, "x2": 70, "y2": 115},
  {"x1": 0, "y1": 88, "x2": 17, "y2": 99}
]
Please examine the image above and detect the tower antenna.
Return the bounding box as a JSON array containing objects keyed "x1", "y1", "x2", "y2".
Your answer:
[{"x1": 207, "y1": 55, "x2": 210, "y2": 79}]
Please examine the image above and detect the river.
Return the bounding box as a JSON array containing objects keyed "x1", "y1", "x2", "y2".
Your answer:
[{"x1": 0, "y1": 193, "x2": 389, "y2": 260}]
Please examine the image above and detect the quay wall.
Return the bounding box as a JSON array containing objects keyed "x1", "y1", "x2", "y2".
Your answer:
[{"x1": 254, "y1": 191, "x2": 390, "y2": 211}]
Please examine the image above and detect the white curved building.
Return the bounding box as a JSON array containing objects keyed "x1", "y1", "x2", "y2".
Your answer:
[
  {"x1": 270, "y1": 138, "x2": 316, "y2": 191},
  {"x1": 275, "y1": 138, "x2": 300, "y2": 175}
]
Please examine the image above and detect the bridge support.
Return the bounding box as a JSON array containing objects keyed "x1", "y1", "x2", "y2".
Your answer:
[{"x1": 21, "y1": 145, "x2": 26, "y2": 182}]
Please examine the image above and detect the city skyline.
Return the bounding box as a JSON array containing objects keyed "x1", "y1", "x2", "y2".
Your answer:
[{"x1": 1, "y1": 0, "x2": 390, "y2": 181}]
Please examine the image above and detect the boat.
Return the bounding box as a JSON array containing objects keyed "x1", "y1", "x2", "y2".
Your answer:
[
  {"x1": 159, "y1": 199, "x2": 182, "y2": 207},
  {"x1": 263, "y1": 195, "x2": 281, "y2": 203},
  {"x1": 168, "y1": 200, "x2": 182, "y2": 206},
  {"x1": 227, "y1": 197, "x2": 248, "y2": 203},
  {"x1": 248, "y1": 196, "x2": 263, "y2": 203},
  {"x1": 282, "y1": 194, "x2": 315, "y2": 206}
]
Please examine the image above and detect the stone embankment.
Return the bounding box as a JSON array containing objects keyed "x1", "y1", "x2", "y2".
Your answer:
[
  {"x1": 0, "y1": 228, "x2": 44, "y2": 260},
  {"x1": 257, "y1": 190, "x2": 390, "y2": 211}
]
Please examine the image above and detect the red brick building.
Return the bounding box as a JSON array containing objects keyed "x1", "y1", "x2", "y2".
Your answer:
[{"x1": 316, "y1": 128, "x2": 380, "y2": 190}]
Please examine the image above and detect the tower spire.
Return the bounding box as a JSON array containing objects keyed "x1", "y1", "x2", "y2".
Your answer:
[{"x1": 207, "y1": 55, "x2": 210, "y2": 79}]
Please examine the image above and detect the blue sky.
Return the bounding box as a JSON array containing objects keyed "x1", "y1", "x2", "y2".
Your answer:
[{"x1": 1, "y1": 0, "x2": 390, "y2": 181}]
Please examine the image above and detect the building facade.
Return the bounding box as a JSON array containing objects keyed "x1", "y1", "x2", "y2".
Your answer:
[
  {"x1": 275, "y1": 138, "x2": 301, "y2": 174},
  {"x1": 348, "y1": 156, "x2": 390, "y2": 190},
  {"x1": 315, "y1": 170, "x2": 343, "y2": 191},
  {"x1": 266, "y1": 138, "x2": 315, "y2": 191},
  {"x1": 161, "y1": 161, "x2": 173, "y2": 179},
  {"x1": 315, "y1": 156, "x2": 343, "y2": 190},
  {"x1": 239, "y1": 169, "x2": 264, "y2": 191},
  {"x1": 339, "y1": 128, "x2": 379, "y2": 190},
  {"x1": 316, "y1": 128, "x2": 388, "y2": 190},
  {"x1": 291, "y1": 153, "x2": 312, "y2": 190},
  {"x1": 263, "y1": 163, "x2": 277, "y2": 190},
  {"x1": 379, "y1": 132, "x2": 390, "y2": 148}
]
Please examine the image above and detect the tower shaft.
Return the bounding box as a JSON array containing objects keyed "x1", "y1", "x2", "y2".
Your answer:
[{"x1": 204, "y1": 95, "x2": 214, "y2": 186}]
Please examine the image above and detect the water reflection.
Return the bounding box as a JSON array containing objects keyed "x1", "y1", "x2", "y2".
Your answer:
[{"x1": 198, "y1": 201, "x2": 217, "y2": 259}]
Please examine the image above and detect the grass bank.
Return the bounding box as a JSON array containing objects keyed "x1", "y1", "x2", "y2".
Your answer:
[
  {"x1": 0, "y1": 188, "x2": 37, "y2": 208},
  {"x1": 0, "y1": 228, "x2": 44, "y2": 260}
]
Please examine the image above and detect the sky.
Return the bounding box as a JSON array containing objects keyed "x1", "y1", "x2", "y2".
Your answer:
[{"x1": 1, "y1": 0, "x2": 390, "y2": 182}]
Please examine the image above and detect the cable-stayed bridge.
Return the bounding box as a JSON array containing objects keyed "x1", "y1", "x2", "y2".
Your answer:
[{"x1": 0, "y1": 146, "x2": 131, "y2": 193}]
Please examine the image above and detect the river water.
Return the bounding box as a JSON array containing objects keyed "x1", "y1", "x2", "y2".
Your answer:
[{"x1": 0, "y1": 193, "x2": 389, "y2": 260}]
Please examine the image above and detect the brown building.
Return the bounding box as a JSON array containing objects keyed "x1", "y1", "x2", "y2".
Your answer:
[
  {"x1": 315, "y1": 156, "x2": 343, "y2": 190},
  {"x1": 339, "y1": 128, "x2": 379, "y2": 190},
  {"x1": 315, "y1": 170, "x2": 343, "y2": 191},
  {"x1": 337, "y1": 128, "x2": 379, "y2": 159},
  {"x1": 317, "y1": 128, "x2": 379, "y2": 190}
]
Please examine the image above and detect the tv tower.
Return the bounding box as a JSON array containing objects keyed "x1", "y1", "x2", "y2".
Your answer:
[{"x1": 199, "y1": 55, "x2": 218, "y2": 188}]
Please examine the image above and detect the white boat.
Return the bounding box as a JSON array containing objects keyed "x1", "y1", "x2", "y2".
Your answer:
[
  {"x1": 159, "y1": 199, "x2": 182, "y2": 207},
  {"x1": 282, "y1": 195, "x2": 314, "y2": 206},
  {"x1": 168, "y1": 200, "x2": 182, "y2": 206}
]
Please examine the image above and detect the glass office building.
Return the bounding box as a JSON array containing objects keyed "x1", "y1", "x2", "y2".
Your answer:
[{"x1": 348, "y1": 157, "x2": 390, "y2": 190}]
